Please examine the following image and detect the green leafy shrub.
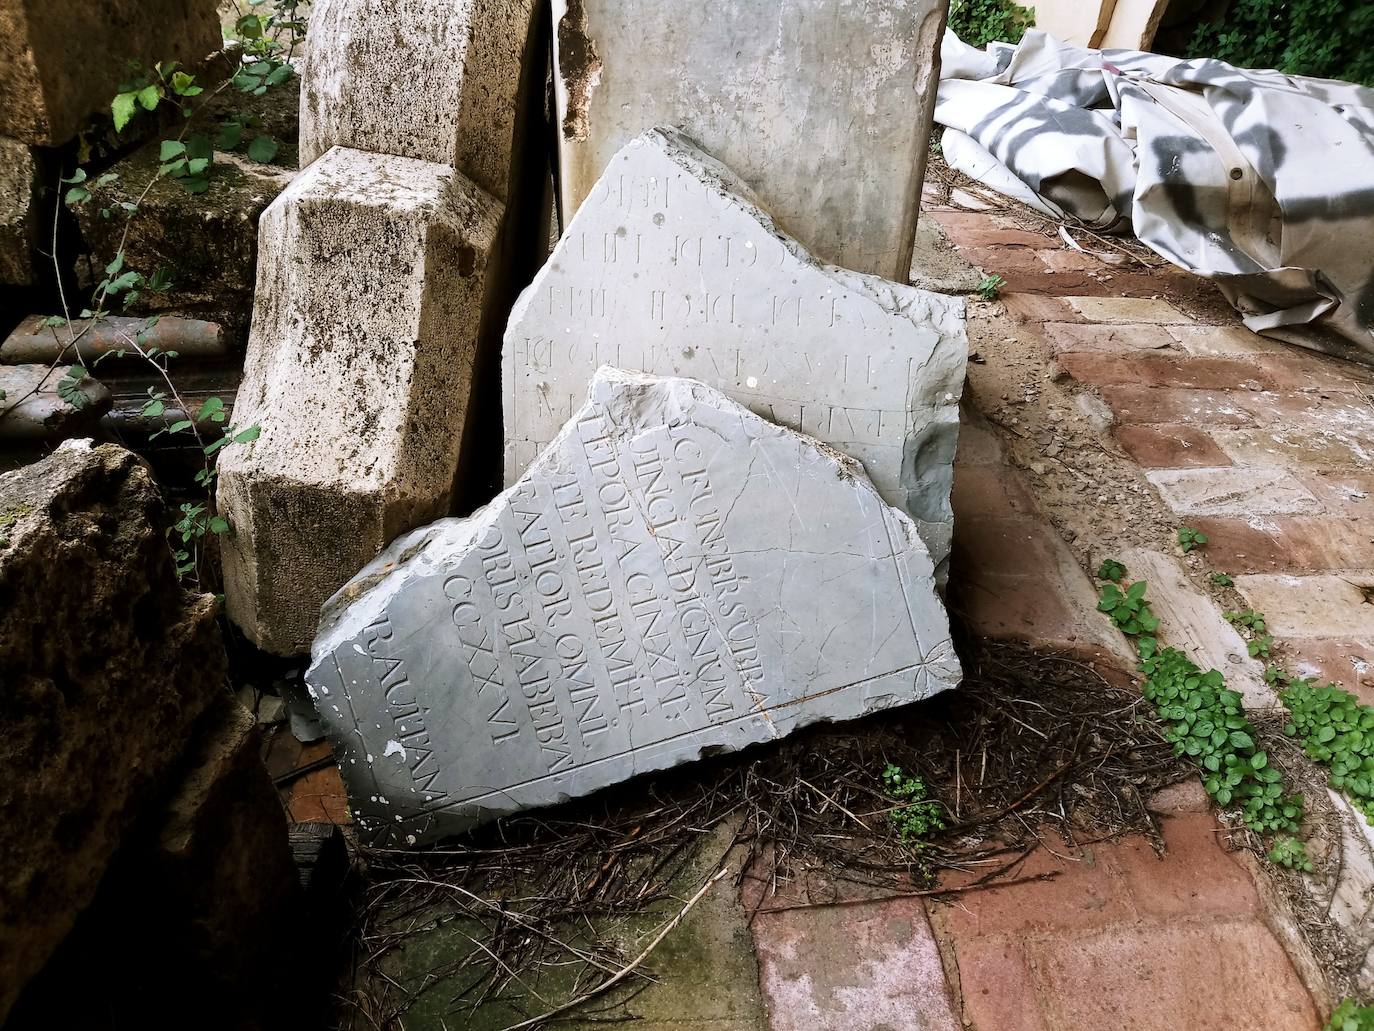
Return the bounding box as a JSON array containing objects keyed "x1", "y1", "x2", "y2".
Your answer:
[
  {"x1": 976, "y1": 273, "x2": 1006, "y2": 301},
  {"x1": 1283, "y1": 679, "x2": 1374, "y2": 820},
  {"x1": 1097, "y1": 558, "x2": 1127, "y2": 582},
  {"x1": 1177, "y1": 526, "x2": 1208, "y2": 553},
  {"x1": 949, "y1": 0, "x2": 1034, "y2": 48},
  {"x1": 1141, "y1": 645, "x2": 1302, "y2": 834},
  {"x1": 1096, "y1": 579, "x2": 1307, "y2": 862},
  {"x1": 1327, "y1": 998, "x2": 1374, "y2": 1030},
  {"x1": 882, "y1": 764, "x2": 946, "y2": 844},
  {"x1": 1185, "y1": 0, "x2": 1374, "y2": 87}
]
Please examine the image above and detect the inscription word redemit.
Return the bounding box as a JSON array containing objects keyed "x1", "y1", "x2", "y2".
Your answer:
[
  {"x1": 307, "y1": 368, "x2": 960, "y2": 846},
  {"x1": 503, "y1": 127, "x2": 968, "y2": 578}
]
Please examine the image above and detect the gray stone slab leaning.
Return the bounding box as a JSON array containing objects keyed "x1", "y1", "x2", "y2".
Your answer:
[
  {"x1": 551, "y1": 0, "x2": 948, "y2": 280},
  {"x1": 503, "y1": 127, "x2": 967, "y2": 576},
  {"x1": 307, "y1": 368, "x2": 960, "y2": 847}
]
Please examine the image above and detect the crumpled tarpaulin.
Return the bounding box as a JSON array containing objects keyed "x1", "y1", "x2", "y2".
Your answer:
[{"x1": 935, "y1": 29, "x2": 1374, "y2": 363}]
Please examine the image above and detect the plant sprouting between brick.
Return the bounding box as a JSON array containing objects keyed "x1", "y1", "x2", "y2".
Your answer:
[{"x1": 1096, "y1": 563, "x2": 1308, "y2": 869}]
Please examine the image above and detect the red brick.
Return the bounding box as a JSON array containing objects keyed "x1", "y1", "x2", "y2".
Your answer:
[
  {"x1": 1114, "y1": 424, "x2": 1232, "y2": 469},
  {"x1": 1185, "y1": 515, "x2": 1374, "y2": 574},
  {"x1": 1296, "y1": 469, "x2": 1374, "y2": 514},
  {"x1": 927, "y1": 209, "x2": 1053, "y2": 248},
  {"x1": 1108, "y1": 812, "x2": 1260, "y2": 920},
  {"x1": 1244, "y1": 389, "x2": 1374, "y2": 430},
  {"x1": 1101, "y1": 386, "x2": 1256, "y2": 427},
  {"x1": 1034, "y1": 920, "x2": 1318, "y2": 1030},
  {"x1": 1253, "y1": 351, "x2": 1374, "y2": 391},
  {"x1": 955, "y1": 246, "x2": 1049, "y2": 275},
  {"x1": 955, "y1": 418, "x2": 1007, "y2": 467},
  {"x1": 1037, "y1": 248, "x2": 1110, "y2": 273},
  {"x1": 947, "y1": 571, "x2": 1088, "y2": 649},
  {"x1": 1281, "y1": 637, "x2": 1374, "y2": 703},
  {"x1": 1043, "y1": 321, "x2": 1177, "y2": 355},
  {"x1": 286, "y1": 763, "x2": 351, "y2": 825},
  {"x1": 951, "y1": 516, "x2": 1060, "y2": 579},
  {"x1": 953, "y1": 938, "x2": 1050, "y2": 1031},
  {"x1": 952, "y1": 466, "x2": 1036, "y2": 519},
  {"x1": 753, "y1": 899, "x2": 960, "y2": 1031},
  {"x1": 1148, "y1": 778, "x2": 1211, "y2": 814},
  {"x1": 1059, "y1": 353, "x2": 1277, "y2": 391},
  {"x1": 997, "y1": 270, "x2": 1111, "y2": 296},
  {"x1": 1001, "y1": 293, "x2": 1075, "y2": 323},
  {"x1": 936, "y1": 842, "x2": 1133, "y2": 937}
]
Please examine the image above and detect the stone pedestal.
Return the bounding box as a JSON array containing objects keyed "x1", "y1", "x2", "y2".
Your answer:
[
  {"x1": 551, "y1": 0, "x2": 947, "y2": 280},
  {"x1": 217, "y1": 146, "x2": 503, "y2": 655}
]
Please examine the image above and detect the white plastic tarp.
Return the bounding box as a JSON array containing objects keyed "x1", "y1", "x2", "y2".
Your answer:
[{"x1": 935, "y1": 29, "x2": 1374, "y2": 363}]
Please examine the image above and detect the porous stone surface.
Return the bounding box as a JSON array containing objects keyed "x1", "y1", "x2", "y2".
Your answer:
[
  {"x1": 0, "y1": 0, "x2": 222, "y2": 146},
  {"x1": 307, "y1": 368, "x2": 960, "y2": 846},
  {"x1": 300, "y1": 0, "x2": 537, "y2": 202},
  {"x1": 0, "y1": 441, "x2": 226, "y2": 1021},
  {"x1": 217, "y1": 145, "x2": 503, "y2": 656},
  {"x1": 551, "y1": 0, "x2": 947, "y2": 280},
  {"x1": 0, "y1": 135, "x2": 36, "y2": 285},
  {"x1": 0, "y1": 364, "x2": 112, "y2": 441},
  {"x1": 504, "y1": 128, "x2": 967, "y2": 573}
]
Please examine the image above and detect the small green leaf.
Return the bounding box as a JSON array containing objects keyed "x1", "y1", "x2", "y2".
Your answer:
[
  {"x1": 112, "y1": 92, "x2": 138, "y2": 132},
  {"x1": 247, "y1": 135, "x2": 279, "y2": 163},
  {"x1": 136, "y1": 84, "x2": 161, "y2": 111}
]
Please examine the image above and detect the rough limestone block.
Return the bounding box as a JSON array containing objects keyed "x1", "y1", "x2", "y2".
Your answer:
[
  {"x1": 300, "y1": 0, "x2": 537, "y2": 202},
  {"x1": 307, "y1": 368, "x2": 960, "y2": 846},
  {"x1": 552, "y1": 0, "x2": 947, "y2": 280},
  {"x1": 0, "y1": 135, "x2": 36, "y2": 285},
  {"x1": 0, "y1": 0, "x2": 222, "y2": 146},
  {"x1": 504, "y1": 128, "x2": 967, "y2": 573},
  {"x1": 217, "y1": 146, "x2": 503, "y2": 656},
  {"x1": 0, "y1": 441, "x2": 226, "y2": 1022}
]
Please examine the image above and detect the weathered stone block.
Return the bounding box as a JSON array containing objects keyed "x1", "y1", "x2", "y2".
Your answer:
[
  {"x1": 0, "y1": 0, "x2": 222, "y2": 146},
  {"x1": 217, "y1": 146, "x2": 503, "y2": 655},
  {"x1": 300, "y1": 0, "x2": 538, "y2": 202},
  {"x1": 5, "y1": 697, "x2": 313, "y2": 1028},
  {"x1": 0, "y1": 135, "x2": 36, "y2": 285},
  {"x1": 552, "y1": 0, "x2": 947, "y2": 279},
  {"x1": 307, "y1": 368, "x2": 960, "y2": 846},
  {"x1": 504, "y1": 128, "x2": 967, "y2": 573},
  {"x1": 0, "y1": 441, "x2": 226, "y2": 1021}
]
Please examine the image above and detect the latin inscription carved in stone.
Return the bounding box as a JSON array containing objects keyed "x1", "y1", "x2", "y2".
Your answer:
[
  {"x1": 502, "y1": 128, "x2": 968, "y2": 576},
  {"x1": 308, "y1": 369, "x2": 960, "y2": 846}
]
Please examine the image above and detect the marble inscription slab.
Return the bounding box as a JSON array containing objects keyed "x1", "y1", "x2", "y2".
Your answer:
[
  {"x1": 503, "y1": 127, "x2": 968, "y2": 576},
  {"x1": 307, "y1": 368, "x2": 960, "y2": 846}
]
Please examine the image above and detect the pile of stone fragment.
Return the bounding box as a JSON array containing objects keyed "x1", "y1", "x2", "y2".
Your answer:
[{"x1": 212, "y1": 0, "x2": 973, "y2": 848}]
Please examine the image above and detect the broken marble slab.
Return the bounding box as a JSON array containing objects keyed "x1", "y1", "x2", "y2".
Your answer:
[
  {"x1": 551, "y1": 0, "x2": 947, "y2": 280},
  {"x1": 216, "y1": 145, "x2": 503, "y2": 656},
  {"x1": 503, "y1": 127, "x2": 968, "y2": 576},
  {"x1": 307, "y1": 367, "x2": 960, "y2": 847}
]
